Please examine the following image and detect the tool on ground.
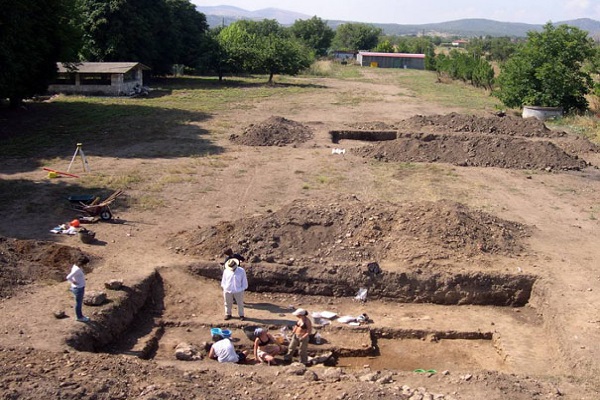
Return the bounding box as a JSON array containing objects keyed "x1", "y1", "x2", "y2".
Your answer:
[
  {"x1": 67, "y1": 143, "x2": 91, "y2": 173},
  {"x1": 70, "y1": 189, "x2": 123, "y2": 221},
  {"x1": 42, "y1": 167, "x2": 79, "y2": 178}
]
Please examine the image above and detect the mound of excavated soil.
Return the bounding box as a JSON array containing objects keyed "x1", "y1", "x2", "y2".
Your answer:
[
  {"x1": 354, "y1": 133, "x2": 589, "y2": 170},
  {"x1": 230, "y1": 116, "x2": 314, "y2": 146},
  {"x1": 345, "y1": 113, "x2": 599, "y2": 161},
  {"x1": 396, "y1": 112, "x2": 566, "y2": 138},
  {"x1": 0, "y1": 237, "x2": 91, "y2": 298},
  {"x1": 169, "y1": 197, "x2": 529, "y2": 269}
]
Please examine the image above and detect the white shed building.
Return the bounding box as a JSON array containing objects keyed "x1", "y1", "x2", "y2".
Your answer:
[{"x1": 48, "y1": 62, "x2": 150, "y2": 96}]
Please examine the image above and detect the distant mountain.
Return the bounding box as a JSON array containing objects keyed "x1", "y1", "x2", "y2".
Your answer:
[
  {"x1": 196, "y1": 5, "x2": 600, "y2": 38},
  {"x1": 196, "y1": 5, "x2": 311, "y2": 25}
]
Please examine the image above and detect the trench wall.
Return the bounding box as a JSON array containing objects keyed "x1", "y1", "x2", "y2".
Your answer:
[
  {"x1": 188, "y1": 262, "x2": 535, "y2": 307},
  {"x1": 65, "y1": 270, "x2": 161, "y2": 351}
]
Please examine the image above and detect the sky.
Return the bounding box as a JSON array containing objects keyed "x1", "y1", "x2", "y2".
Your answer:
[{"x1": 191, "y1": 0, "x2": 600, "y2": 25}]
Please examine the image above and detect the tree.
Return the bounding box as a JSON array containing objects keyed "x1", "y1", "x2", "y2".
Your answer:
[
  {"x1": 289, "y1": 16, "x2": 334, "y2": 57},
  {"x1": 166, "y1": 0, "x2": 209, "y2": 70},
  {"x1": 0, "y1": 0, "x2": 80, "y2": 107},
  {"x1": 217, "y1": 20, "x2": 312, "y2": 83},
  {"x1": 374, "y1": 40, "x2": 394, "y2": 53},
  {"x1": 331, "y1": 23, "x2": 381, "y2": 52},
  {"x1": 494, "y1": 23, "x2": 596, "y2": 113},
  {"x1": 78, "y1": 0, "x2": 209, "y2": 75}
]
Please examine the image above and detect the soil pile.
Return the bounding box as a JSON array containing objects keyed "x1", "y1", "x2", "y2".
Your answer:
[
  {"x1": 396, "y1": 112, "x2": 565, "y2": 138},
  {"x1": 230, "y1": 116, "x2": 314, "y2": 146},
  {"x1": 0, "y1": 237, "x2": 90, "y2": 298},
  {"x1": 346, "y1": 113, "x2": 599, "y2": 164},
  {"x1": 170, "y1": 197, "x2": 529, "y2": 269},
  {"x1": 354, "y1": 133, "x2": 589, "y2": 170}
]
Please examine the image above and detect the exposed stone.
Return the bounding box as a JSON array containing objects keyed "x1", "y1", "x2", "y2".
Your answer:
[
  {"x1": 104, "y1": 279, "x2": 124, "y2": 290},
  {"x1": 83, "y1": 290, "x2": 107, "y2": 306}
]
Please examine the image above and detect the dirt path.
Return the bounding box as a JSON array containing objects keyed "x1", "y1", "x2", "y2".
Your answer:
[{"x1": 1, "y1": 68, "x2": 600, "y2": 399}]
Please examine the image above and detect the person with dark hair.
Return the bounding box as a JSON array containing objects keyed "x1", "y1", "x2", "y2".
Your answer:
[
  {"x1": 66, "y1": 264, "x2": 90, "y2": 322},
  {"x1": 221, "y1": 258, "x2": 248, "y2": 320},
  {"x1": 284, "y1": 308, "x2": 312, "y2": 365},
  {"x1": 222, "y1": 248, "x2": 245, "y2": 264},
  {"x1": 253, "y1": 328, "x2": 284, "y2": 365},
  {"x1": 208, "y1": 334, "x2": 247, "y2": 364}
]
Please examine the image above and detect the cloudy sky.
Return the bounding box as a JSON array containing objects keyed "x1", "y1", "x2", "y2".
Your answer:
[{"x1": 191, "y1": 0, "x2": 600, "y2": 25}]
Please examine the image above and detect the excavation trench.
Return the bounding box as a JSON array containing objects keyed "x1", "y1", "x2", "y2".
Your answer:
[
  {"x1": 190, "y1": 262, "x2": 536, "y2": 307},
  {"x1": 67, "y1": 264, "x2": 540, "y2": 373},
  {"x1": 330, "y1": 130, "x2": 398, "y2": 143}
]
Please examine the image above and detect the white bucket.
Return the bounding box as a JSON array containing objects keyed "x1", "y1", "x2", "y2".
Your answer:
[{"x1": 522, "y1": 106, "x2": 563, "y2": 121}]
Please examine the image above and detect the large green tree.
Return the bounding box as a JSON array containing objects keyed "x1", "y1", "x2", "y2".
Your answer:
[
  {"x1": 494, "y1": 23, "x2": 596, "y2": 113},
  {"x1": 331, "y1": 23, "x2": 381, "y2": 52},
  {"x1": 165, "y1": 0, "x2": 209, "y2": 70},
  {"x1": 78, "y1": 0, "x2": 208, "y2": 75},
  {"x1": 0, "y1": 0, "x2": 80, "y2": 107},
  {"x1": 289, "y1": 16, "x2": 334, "y2": 57},
  {"x1": 218, "y1": 20, "x2": 312, "y2": 83}
]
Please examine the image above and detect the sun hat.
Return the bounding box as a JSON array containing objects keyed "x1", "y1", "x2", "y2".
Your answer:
[
  {"x1": 224, "y1": 258, "x2": 239, "y2": 270},
  {"x1": 254, "y1": 328, "x2": 265, "y2": 337},
  {"x1": 292, "y1": 308, "x2": 308, "y2": 316}
]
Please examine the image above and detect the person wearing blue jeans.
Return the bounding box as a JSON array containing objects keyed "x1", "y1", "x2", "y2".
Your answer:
[{"x1": 66, "y1": 264, "x2": 90, "y2": 322}]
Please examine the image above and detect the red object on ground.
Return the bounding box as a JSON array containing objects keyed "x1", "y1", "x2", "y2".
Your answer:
[{"x1": 42, "y1": 167, "x2": 79, "y2": 178}]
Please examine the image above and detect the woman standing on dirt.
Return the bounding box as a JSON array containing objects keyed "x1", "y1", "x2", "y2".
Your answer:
[
  {"x1": 66, "y1": 264, "x2": 89, "y2": 322},
  {"x1": 253, "y1": 328, "x2": 284, "y2": 365},
  {"x1": 284, "y1": 308, "x2": 312, "y2": 365}
]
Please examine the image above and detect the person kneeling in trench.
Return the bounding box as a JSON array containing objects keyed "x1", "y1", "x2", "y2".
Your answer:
[
  {"x1": 253, "y1": 328, "x2": 285, "y2": 366},
  {"x1": 208, "y1": 334, "x2": 247, "y2": 364}
]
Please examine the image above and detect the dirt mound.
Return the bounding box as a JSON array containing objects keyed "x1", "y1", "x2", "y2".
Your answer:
[
  {"x1": 355, "y1": 133, "x2": 589, "y2": 170},
  {"x1": 169, "y1": 197, "x2": 529, "y2": 269},
  {"x1": 0, "y1": 237, "x2": 91, "y2": 298},
  {"x1": 346, "y1": 121, "x2": 397, "y2": 130},
  {"x1": 397, "y1": 112, "x2": 565, "y2": 138},
  {"x1": 230, "y1": 116, "x2": 314, "y2": 146}
]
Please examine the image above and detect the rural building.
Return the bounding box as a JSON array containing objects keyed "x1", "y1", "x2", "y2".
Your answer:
[
  {"x1": 330, "y1": 50, "x2": 358, "y2": 63},
  {"x1": 356, "y1": 52, "x2": 425, "y2": 70},
  {"x1": 451, "y1": 39, "x2": 469, "y2": 47},
  {"x1": 48, "y1": 62, "x2": 150, "y2": 96}
]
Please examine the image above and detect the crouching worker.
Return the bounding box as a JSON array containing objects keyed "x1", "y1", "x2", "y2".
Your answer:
[
  {"x1": 209, "y1": 334, "x2": 247, "y2": 364},
  {"x1": 253, "y1": 328, "x2": 285, "y2": 365}
]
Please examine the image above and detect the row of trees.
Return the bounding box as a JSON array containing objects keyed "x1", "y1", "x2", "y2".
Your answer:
[
  {"x1": 430, "y1": 24, "x2": 599, "y2": 114},
  {"x1": 2, "y1": 0, "x2": 387, "y2": 105},
  {"x1": 1, "y1": 0, "x2": 599, "y2": 113}
]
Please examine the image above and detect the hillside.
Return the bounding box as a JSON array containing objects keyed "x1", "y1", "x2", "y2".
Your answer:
[{"x1": 196, "y1": 5, "x2": 600, "y2": 38}]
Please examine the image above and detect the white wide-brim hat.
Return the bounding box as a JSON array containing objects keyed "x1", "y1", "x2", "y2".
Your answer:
[{"x1": 224, "y1": 258, "x2": 240, "y2": 270}]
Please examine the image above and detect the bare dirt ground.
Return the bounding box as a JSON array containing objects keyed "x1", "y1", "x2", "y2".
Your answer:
[{"x1": 1, "y1": 69, "x2": 600, "y2": 399}]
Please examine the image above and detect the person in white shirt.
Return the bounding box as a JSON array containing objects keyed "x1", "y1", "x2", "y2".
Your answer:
[
  {"x1": 221, "y1": 258, "x2": 248, "y2": 321},
  {"x1": 66, "y1": 264, "x2": 89, "y2": 322},
  {"x1": 208, "y1": 335, "x2": 247, "y2": 363}
]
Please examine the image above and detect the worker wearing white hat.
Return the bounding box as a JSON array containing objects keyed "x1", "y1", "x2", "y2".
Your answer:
[{"x1": 221, "y1": 258, "x2": 248, "y2": 321}]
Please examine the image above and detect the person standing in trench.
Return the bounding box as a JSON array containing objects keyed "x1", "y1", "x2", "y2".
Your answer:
[{"x1": 221, "y1": 258, "x2": 248, "y2": 321}]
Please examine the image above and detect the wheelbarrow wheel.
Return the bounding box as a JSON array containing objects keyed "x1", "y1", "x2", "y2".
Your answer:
[{"x1": 100, "y1": 208, "x2": 112, "y2": 221}]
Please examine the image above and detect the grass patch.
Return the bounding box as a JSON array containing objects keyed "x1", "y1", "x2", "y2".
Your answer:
[
  {"x1": 394, "y1": 70, "x2": 501, "y2": 111},
  {"x1": 549, "y1": 114, "x2": 600, "y2": 144},
  {"x1": 133, "y1": 194, "x2": 165, "y2": 210},
  {"x1": 83, "y1": 171, "x2": 145, "y2": 190},
  {"x1": 302, "y1": 61, "x2": 363, "y2": 79}
]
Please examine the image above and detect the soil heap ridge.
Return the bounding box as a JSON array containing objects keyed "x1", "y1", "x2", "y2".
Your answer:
[
  {"x1": 230, "y1": 116, "x2": 314, "y2": 146},
  {"x1": 170, "y1": 197, "x2": 529, "y2": 270},
  {"x1": 354, "y1": 134, "x2": 589, "y2": 170},
  {"x1": 0, "y1": 237, "x2": 91, "y2": 298}
]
